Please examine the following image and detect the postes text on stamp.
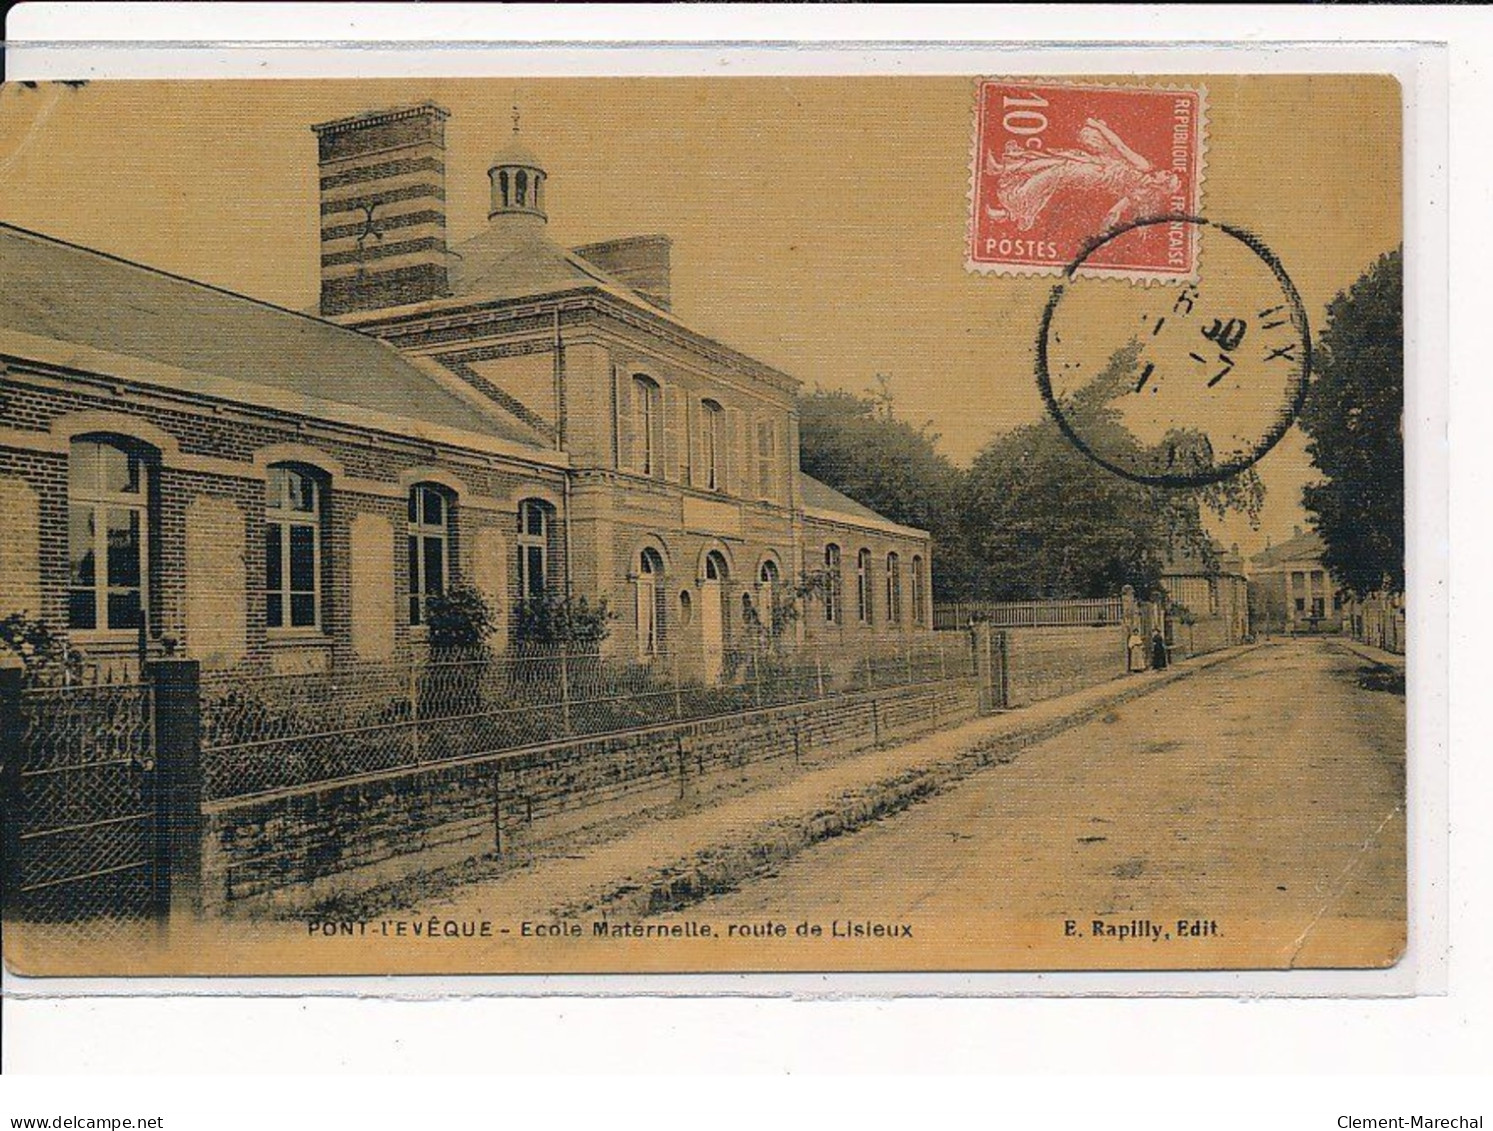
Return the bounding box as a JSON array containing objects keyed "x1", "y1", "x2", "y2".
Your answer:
[{"x1": 968, "y1": 79, "x2": 1207, "y2": 278}]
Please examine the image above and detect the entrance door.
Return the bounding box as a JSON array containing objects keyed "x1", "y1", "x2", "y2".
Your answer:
[{"x1": 700, "y1": 551, "x2": 728, "y2": 683}]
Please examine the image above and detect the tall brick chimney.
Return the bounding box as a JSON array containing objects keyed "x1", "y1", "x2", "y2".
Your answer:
[{"x1": 312, "y1": 102, "x2": 450, "y2": 316}]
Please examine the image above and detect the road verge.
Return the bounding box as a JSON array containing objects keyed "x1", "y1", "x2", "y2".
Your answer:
[{"x1": 543, "y1": 644, "x2": 1259, "y2": 923}]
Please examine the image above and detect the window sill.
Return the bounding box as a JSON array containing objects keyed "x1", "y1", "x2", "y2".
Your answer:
[
  {"x1": 264, "y1": 630, "x2": 331, "y2": 647},
  {"x1": 68, "y1": 631, "x2": 149, "y2": 651}
]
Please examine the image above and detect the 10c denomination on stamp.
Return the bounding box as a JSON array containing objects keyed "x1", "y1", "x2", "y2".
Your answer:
[{"x1": 967, "y1": 79, "x2": 1208, "y2": 278}]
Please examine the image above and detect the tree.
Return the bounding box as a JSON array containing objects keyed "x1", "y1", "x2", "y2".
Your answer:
[
  {"x1": 1299, "y1": 248, "x2": 1404, "y2": 598},
  {"x1": 960, "y1": 342, "x2": 1263, "y2": 601},
  {"x1": 797, "y1": 379, "x2": 977, "y2": 599}
]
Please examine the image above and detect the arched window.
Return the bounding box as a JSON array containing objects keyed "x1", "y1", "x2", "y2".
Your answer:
[
  {"x1": 515, "y1": 168, "x2": 528, "y2": 207},
  {"x1": 408, "y1": 484, "x2": 452, "y2": 627},
  {"x1": 823, "y1": 544, "x2": 842, "y2": 625},
  {"x1": 516, "y1": 499, "x2": 552, "y2": 602},
  {"x1": 911, "y1": 555, "x2": 927, "y2": 627},
  {"x1": 856, "y1": 548, "x2": 873, "y2": 626},
  {"x1": 701, "y1": 399, "x2": 724, "y2": 491},
  {"x1": 885, "y1": 552, "x2": 902, "y2": 625},
  {"x1": 498, "y1": 169, "x2": 510, "y2": 209},
  {"x1": 633, "y1": 375, "x2": 660, "y2": 476},
  {"x1": 636, "y1": 547, "x2": 665, "y2": 660},
  {"x1": 265, "y1": 463, "x2": 326, "y2": 630},
  {"x1": 758, "y1": 559, "x2": 780, "y2": 635},
  {"x1": 68, "y1": 436, "x2": 154, "y2": 632}
]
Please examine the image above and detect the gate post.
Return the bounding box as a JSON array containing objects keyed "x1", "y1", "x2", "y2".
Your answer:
[
  {"x1": 149, "y1": 658, "x2": 203, "y2": 924},
  {"x1": 996, "y1": 630, "x2": 1010, "y2": 710},
  {"x1": 0, "y1": 664, "x2": 24, "y2": 916},
  {"x1": 971, "y1": 621, "x2": 993, "y2": 713}
]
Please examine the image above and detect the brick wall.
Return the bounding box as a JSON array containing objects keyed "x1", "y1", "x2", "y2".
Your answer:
[
  {"x1": 1001, "y1": 625, "x2": 1125, "y2": 707},
  {"x1": 199, "y1": 676, "x2": 981, "y2": 913},
  {"x1": 0, "y1": 375, "x2": 564, "y2": 673}
]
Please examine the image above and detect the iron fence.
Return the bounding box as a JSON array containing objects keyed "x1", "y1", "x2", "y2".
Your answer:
[{"x1": 199, "y1": 635, "x2": 977, "y2": 802}]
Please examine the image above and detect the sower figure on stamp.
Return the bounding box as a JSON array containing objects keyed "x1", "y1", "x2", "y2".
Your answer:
[{"x1": 984, "y1": 118, "x2": 1181, "y2": 234}]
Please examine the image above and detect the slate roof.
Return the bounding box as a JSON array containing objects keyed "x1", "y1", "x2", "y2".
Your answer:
[
  {"x1": 448, "y1": 222, "x2": 663, "y2": 310},
  {"x1": 0, "y1": 222, "x2": 550, "y2": 450},
  {"x1": 798, "y1": 472, "x2": 927, "y2": 539},
  {"x1": 1250, "y1": 529, "x2": 1326, "y2": 570}
]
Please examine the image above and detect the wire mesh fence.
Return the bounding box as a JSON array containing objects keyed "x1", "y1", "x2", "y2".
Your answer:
[
  {"x1": 199, "y1": 634, "x2": 978, "y2": 802},
  {"x1": 2, "y1": 679, "x2": 159, "y2": 925}
]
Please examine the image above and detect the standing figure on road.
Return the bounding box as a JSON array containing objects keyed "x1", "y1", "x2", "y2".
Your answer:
[
  {"x1": 1150, "y1": 629, "x2": 1168, "y2": 670},
  {"x1": 1128, "y1": 627, "x2": 1146, "y2": 672}
]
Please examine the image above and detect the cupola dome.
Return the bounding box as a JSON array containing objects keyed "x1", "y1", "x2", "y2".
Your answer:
[{"x1": 488, "y1": 115, "x2": 547, "y2": 223}]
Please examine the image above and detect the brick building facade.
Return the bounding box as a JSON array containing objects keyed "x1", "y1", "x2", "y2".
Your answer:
[{"x1": 0, "y1": 102, "x2": 931, "y2": 682}]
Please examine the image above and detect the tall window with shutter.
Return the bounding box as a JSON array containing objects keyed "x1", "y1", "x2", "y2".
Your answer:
[
  {"x1": 702, "y1": 399, "x2": 724, "y2": 491},
  {"x1": 517, "y1": 499, "x2": 552, "y2": 603},
  {"x1": 632, "y1": 375, "x2": 660, "y2": 477},
  {"x1": 265, "y1": 463, "x2": 326, "y2": 631},
  {"x1": 885, "y1": 552, "x2": 902, "y2": 625},
  {"x1": 68, "y1": 436, "x2": 155, "y2": 633},
  {"x1": 856, "y1": 548, "x2": 873, "y2": 626},
  {"x1": 407, "y1": 484, "x2": 451, "y2": 627},
  {"x1": 824, "y1": 544, "x2": 842, "y2": 625},
  {"x1": 756, "y1": 418, "x2": 777, "y2": 500}
]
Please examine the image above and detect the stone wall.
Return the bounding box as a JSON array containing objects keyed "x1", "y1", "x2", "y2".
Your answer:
[
  {"x1": 1000, "y1": 625, "x2": 1125, "y2": 707},
  {"x1": 200, "y1": 675, "x2": 982, "y2": 913},
  {"x1": 1170, "y1": 616, "x2": 1232, "y2": 662}
]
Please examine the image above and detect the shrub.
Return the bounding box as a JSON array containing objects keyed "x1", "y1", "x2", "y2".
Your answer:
[
  {"x1": 0, "y1": 612, "x2": 81, "y2": 685},
  {"x1": 425, "y1": 583, "x2": 498, "y2": 656},
  {"x1": 515, "y1": 593, "x2": 615, "y2": 648}
]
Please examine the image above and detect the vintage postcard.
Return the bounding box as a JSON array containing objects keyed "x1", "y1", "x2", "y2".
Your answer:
[{"x1": 0, "y1": 72, "x2": 1408, "y2": 980}]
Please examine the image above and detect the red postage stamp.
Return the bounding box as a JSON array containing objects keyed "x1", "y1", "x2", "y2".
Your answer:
[{"x1": 967, "y1": 79, "x2": 1207, "y2": 279}]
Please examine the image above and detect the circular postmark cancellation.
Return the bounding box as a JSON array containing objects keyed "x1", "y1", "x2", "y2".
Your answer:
[{"x1": 1036, "y1": 216, "x2": 1312, "y2": 488}]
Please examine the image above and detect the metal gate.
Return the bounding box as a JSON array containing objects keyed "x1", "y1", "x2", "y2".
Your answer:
[{"x1": 1, "y1": 678, "x2": 161, "y2": 924}]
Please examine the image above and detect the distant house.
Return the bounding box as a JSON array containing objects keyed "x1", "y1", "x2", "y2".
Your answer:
[
  {"x1": 1159, "y1": 540, "x2": 1250, "y2": 653},
  {"x1": 1249, "y1": 527, "x2": 1343, "y2": 635}
]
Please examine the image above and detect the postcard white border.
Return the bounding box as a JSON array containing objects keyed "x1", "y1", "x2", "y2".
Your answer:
[{"x1": 0, "y1": 13, "x2": 1453, "y2": 1039}]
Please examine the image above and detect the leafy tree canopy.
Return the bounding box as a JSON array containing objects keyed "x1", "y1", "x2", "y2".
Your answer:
[
  {"x1": 798, "y1": 356, "x2": 1265, "y2": 604},
  {"x1": 1299, "y1": 248, "x2": 1404, "y2": 598},
  {"x1": 960, "y1": 342, "x2": 1263, "y2": 601},
  {"x1": 798, "y1": 376, "x2": 977, "y2": 599}
]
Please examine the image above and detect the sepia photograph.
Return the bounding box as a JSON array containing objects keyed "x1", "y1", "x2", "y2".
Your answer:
[{"x1": 0, "y1": 71, "x2": 1407, "y2": 978}]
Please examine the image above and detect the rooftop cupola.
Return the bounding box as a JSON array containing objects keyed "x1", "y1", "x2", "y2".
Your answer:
[{"x1": 488, "y1": 108, "x2": 547, "y2": 224}]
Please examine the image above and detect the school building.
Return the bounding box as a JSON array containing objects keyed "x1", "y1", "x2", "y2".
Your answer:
[{"x1": 0, "y1": 102, "x2": 932, "y2": 684}]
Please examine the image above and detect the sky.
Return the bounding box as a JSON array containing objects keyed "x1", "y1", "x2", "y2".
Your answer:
[{"x1": 0, "y1": 75, "x2": 1401, "y2": 558}]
